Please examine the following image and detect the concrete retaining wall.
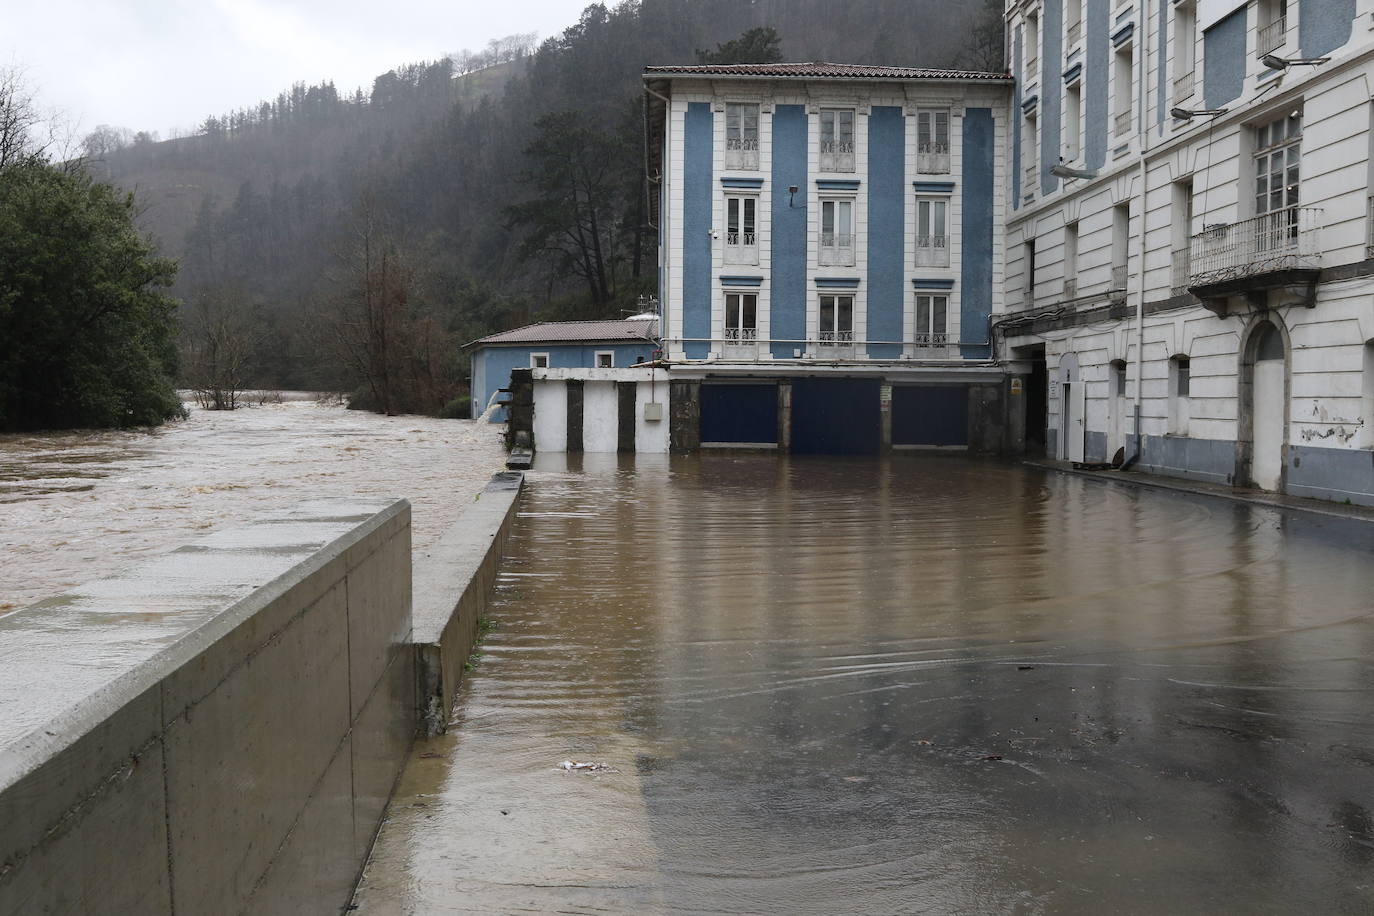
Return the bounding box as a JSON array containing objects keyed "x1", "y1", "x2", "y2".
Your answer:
[
  {"x1": 0, "y1": 498, "x2": 413, "y2": 916},
  {"x1": 412, "y1": 472, "x2": 524, "y2": 736}
]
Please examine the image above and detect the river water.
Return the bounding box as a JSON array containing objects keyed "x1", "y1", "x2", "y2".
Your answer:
[
  {"x1": 357, "y1": 453, "x2": 1374, "y2": 914},
  {"x1": 0, "y1": 397, "x2": 505, "y2": 613}
]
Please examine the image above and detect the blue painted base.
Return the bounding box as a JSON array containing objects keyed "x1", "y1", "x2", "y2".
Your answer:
[
  {"x1": 1137, "y1": 435, "x2": 1234, "y2": 485},
  {"x1": 1288, "y1": 445, "x2": 1374, "y2": 508}
]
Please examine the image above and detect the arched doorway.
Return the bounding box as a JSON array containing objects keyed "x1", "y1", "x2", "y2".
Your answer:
[{"x1": 1240, "y1": 320, "x2": 1288, "y2": 491}]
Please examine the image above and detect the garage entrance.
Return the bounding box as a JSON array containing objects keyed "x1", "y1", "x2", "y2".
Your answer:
[
  {"x1": 891, "y1": 385, "x2": 968, "y2": 448},
  {"x1": 790, "y1": 377, "x2": 881, "y2": 455},
  {"x1": 700, "y1": 383, "x2": 778, "y2": 446}
]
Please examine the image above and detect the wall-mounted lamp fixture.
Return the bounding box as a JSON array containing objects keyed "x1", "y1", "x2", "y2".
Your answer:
[
  {"x1": 1261, "y1": 53, "x2": 1330, "y2": 71},
  {"x1": 1171, "y1": 106, "x2": 1228, "y2": 120},
  {"x1": 1049, "y1": 163, "x2": 1098, "y2": 180},
  {"x1": 788, "y1": 185, "x2": 799, "y2": 207}
]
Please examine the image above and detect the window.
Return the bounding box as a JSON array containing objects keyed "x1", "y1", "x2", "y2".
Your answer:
[
  {"x1": 1173, "y1": 2, "x2": 1196, "y2": 101},
  {"x1": 1255, "y1": 109, "x2": 1301, "y2": 218},
  {"x1": 1171, "y1": 180, "x2": 1193, "y2": 294},
  {"x1": 1066, "y1": 0, "x2": 1083, "y2": 45},
  {"x1": 915, "y1": 295, "x2": 948, "y2": 346},
  {"x1": 595, "y1": 351, "x2": 614, "y2": 368},
  {"x1": 1023, "y1": 109, "x2": 1038, "y2": 198},
  {"x1": 1063, "y1": 222, "x2": 1079, "y2": 298},
  {"x1": 1026, "y1": 12, "x2": 1040, "y2": 80},
  {"x1": 1114, "y1": 45, "x2": 1133, "y2": 139},
  {"x1": 1064, "y1": 83, "x2": 1082, "y2": 161},
  {"x1": 820, "y1": 198, "x2": 855, "y2": 266},
  {"x1": 1112, "y1": 204, "x2": 1130, "y2": 291},
  {"x1": 530, "y1": 353, "x2": 550, "y2": 369},
  {"x1": 725, "y1": 102, "x2": 760, "y2": 170},
  {"x1": 1169, "y1": 355, "x2": 1191, "y2": 435},
  {"x1": 917, "y1": 108, "x2": 950, "y2": 173},
  {"x1": 725, "y1": 194, "x2": 758, "y2": 264},
  {"x1": 915, "y1": 197, "x2": 949, "y2": 267},
  {"x1": 819, "y1": 108, "x2": 855, "y2": 172},
  {"x1": 724, "y1": 292, "x2": 757, "y2": 346},
  {"x1": 818, "y1": 295, "x2": 854, "y2": 349},
  {"x1": 1258, "y1": 0, "x2": 1288, "y2": 56},
  {"x1": 1111, "y1": 359, "x2": 1128, "y2": 398},
  {"x1": 1025, "y1": 238, "x2": 1037, "y2": 305}
]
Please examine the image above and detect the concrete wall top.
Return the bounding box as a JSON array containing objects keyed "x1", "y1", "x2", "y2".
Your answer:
[
  {"x1": 0, "y1": 496, "x2": 406, "y2": 783},
  {"x1": 532, "y1": 367, "x2": 672, "y2": 383}
]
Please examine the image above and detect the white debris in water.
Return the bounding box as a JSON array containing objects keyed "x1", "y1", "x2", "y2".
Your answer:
[{"x1": 556, "y1": 760, "x2": 617, "y2": 773}]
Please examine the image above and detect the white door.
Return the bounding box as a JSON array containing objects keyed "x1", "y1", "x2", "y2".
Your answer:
[
  {"x1": 1252, "y1": 358, "x2": 1284, "y2": 490},
  {"x1": 1064, "y1": 382, "x2": 1086, "y2": 462}
]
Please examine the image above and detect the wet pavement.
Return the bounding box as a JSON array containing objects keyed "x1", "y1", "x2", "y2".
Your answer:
[
  {"x1": 356, "y1": 453, "x2": 1374, "y2": 915},
  {"x1": 0, "y1": 396, "x2": 504, "y2": 613}
]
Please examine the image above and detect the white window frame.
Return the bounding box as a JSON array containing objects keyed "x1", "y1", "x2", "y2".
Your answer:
[
  {"x1": 723, "y1": 290, "x2": 759, "y2": 353},
  {"x1": 725, "y1": 102, "x2": 760, "y2": 170},
  {"x1": 595, "y1": 351, "x2": 615, "y2": 368},
  {"x1": 819, "y1": 197, "x2": 856, "y2": 267},
  {"x1": 1114, "y1": 42, "x2": 1134, "y2": 139},
  {"x1": 817, "y1": 294, "x2": 855, "y2": 353},
  {"x1": 819, "y1": 108, "x2": 856, "y2": 173},
  {"x1": 914, "y1": 294, "x2": 948, "y2": 347},
  {"x1": 917, "y1": 108, "x2": 951, "y2": 174},
  {"x1": 724, "y1": 193, "x2": 759, "y2": 264},
  {"x1": 1064, "y1": 81, "x2": 1082, "y2": 162},
  {"x1": 1254, "y1": 109, "x2": 1301, "y2": 219},
  {"x1": 530, "y1": 352, "x2": 550, "y2": 369},
  {"x1": 915, "y1": 197, "x2": 950, "y2": 268}
]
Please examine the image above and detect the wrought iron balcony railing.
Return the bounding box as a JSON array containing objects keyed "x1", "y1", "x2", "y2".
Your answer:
[
  {"x1": 1171, "y1": 247, "x2": 1191, "y2": 295},
  {"x1": 1114, "y1": 109, "x2": 1132, "y2": 138},
  {"x1": 918, "y1": 142, "x2": 950, "y2": 174},
  {"x1": 1257, "y1": 16, "x2": 1286, "y2": 56},
  {"x1": 1173, "y1": 71, "x2": 1194, "y2": 103},
  {"x1": 724, "y1": 137, "x2": 759, "y2": 170},
  {"x1": 915, "y1": 236, "x2": 949, "y2": 268},
  {"x1": 1189, "y1": 207, "x2": 1322, "y2": 288},
  {"x1": 913, "y1": 332, "x2": 948, "y2": 347},
  {"x1": 1111, "y1": 265, "x2": 1128, "y2": 290},
  {"x1": 819, "y1": 141, "x2": 855, "y2": 173}
]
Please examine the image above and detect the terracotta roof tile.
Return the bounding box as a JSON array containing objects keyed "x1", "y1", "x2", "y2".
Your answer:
[{"x1": 643, "y1": 62, "x2": 1012, "y2": 81}]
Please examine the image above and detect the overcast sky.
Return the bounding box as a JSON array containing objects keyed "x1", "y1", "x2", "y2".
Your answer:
[{"x1": 5, "y1": 0, "x2": 589, "y2": 138}]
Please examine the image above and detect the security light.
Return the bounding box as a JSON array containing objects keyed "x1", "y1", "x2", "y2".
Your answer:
[
  {"x1": 1171, "y1": 106, "x2": 1228, "y2": 120},
  {"x1": 788, "y1": 185, "x2": 799, "y2": 207},
  {"x1": 1262, "y1": 53, "x2": 1330, "y2": 71}
]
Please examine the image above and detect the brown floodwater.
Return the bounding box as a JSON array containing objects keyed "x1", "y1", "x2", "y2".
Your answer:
[
  {"x1": 356, "y1": 452, "x2": 1374, "y2": 915},
  {"x1": 0, "y1": 396, "x2": 504, "y2": 613}
]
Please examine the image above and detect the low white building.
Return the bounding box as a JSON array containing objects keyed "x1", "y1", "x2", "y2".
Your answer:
[{"x1": 1002, "y1": 0, "x2": 1374, "y2": 504}]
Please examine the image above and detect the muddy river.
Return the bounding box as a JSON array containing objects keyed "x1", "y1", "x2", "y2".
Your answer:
[
  {"x1": 0, "y1": 397, "x2": 505, "y2": 613},
  {"x1": 357, "y1": 453, "x2": 1374, "y2": 914}
]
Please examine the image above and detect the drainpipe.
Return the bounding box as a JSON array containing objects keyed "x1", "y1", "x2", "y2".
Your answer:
[{"x1": 1121, "y1": 6, "x2": 1151, "y2": 472}]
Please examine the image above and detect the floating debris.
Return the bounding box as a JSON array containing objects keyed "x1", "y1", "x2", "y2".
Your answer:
[{"x1": 557, "y1": 760, "x2": 617, "y2": 773}]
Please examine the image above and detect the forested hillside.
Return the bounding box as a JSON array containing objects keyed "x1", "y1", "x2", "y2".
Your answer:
[{"x1": 91, "y1": 0, "x2": 1003, "y2": 402}]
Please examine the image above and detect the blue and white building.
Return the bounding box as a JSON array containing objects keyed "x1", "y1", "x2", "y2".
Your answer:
[
  {"x1": 644, "y1": 63, "x2": 1017, "y2": 453},
  {"x1": 1003, "y1": 0, "x2": 1374, "y2": 503},
  {"x1": 465, "y1": 318, "x2": 658, "y2": 420}
]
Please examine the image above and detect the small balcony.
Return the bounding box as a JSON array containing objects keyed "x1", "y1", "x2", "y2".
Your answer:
[
  {"x1": 1171, "y1": 247, "x2": 1192, "y2": 296},
  {"x1": 915, "y1": 236, "x2": 950, "y2": 268},
  {"x1": 1173, "y1": 71, "x2": 1194, "y2": 103},
  {"x1": 912, "y1": 332, "x2": 948, "y2": 348},
  {"x1": 917, "y1": 142, "x2": 950, "y2": 174},
  {"x1": 724, "y1": 137, "x2": 759, "y2": 171},
  {"x1": 819, "y1": 141, "x2": 855, "y2": 173},
  {"x1": 818, "y1": 233, "x2": 855, "y2": 267},
  {"x1": 817, "y1": 330, "x2": 855, "y2": 358},
  {"x1": 1188, "y1": 206, "x2": 1322, "y2": 314},
  {"x1": 1114, "y1": 109, "x2": 1132, "y2": 138},
  {"x1": 1111, "y1": 265, "x2": 1128, "y2": 291},
  {"x1": 1257, "y1": 16, "x2": 1286, "y2": 56},
  {"x1": 722, "y1": 327, "x2": 759, "y2": 358}
]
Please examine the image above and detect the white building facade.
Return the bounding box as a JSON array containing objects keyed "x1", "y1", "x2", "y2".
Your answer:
[{"x1": 1003, "y1": 0, "x2": 1374, "y2": 504}]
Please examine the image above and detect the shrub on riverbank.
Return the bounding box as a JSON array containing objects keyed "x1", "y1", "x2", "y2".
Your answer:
[{"x1": 0, "y1": 160, "x2": 184, "y2": 430}]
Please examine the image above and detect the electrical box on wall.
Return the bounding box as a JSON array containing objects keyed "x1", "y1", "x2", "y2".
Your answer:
[{"x1": 644, "y1": 402, "x2": 663, "y2": 422}]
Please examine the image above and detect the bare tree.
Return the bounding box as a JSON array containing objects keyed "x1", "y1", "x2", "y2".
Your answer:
[
  {"x1": 182, "y1": 291, "x2": 257, "y2": 410},
  {"x1": 0, "y1": 65, "x2": 44, "y2": 170}
]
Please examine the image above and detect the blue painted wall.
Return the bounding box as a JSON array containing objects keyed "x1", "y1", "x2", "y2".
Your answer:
[
  {"x1": 771, "y1": 104, "x2": 809, "y2": 359},
  {"x1": 1039, "y1": 0, "x2": 1063, "y2": 197},
  {"x1": 1301, "y1": 0, "x2": 1356, "y2": 57},
  {"x1": 1204, "y1": 9, "x2": 1247, "y2": 110},
  {"x1": 867, "y1": 106, "x2": 905, "y2": 359},
  {"x1": 1085, "y1": 0, "x2": 1110, "y2": 171},
  {"x1": 1012, "y1": 25, "x2": 1023, "y2": 209},
  {"x1": 470, "y1": 342, "x2": 653, "y2": 421},
  {"x1": 961, "y1": 108, "x2": 995, "y2": 360},
  {"x1": 683, "y1": 102, "x2": 713, "y2": 359}
]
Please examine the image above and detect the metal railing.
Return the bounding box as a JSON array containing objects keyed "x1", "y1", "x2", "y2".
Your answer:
[
  {"x1": 915, "y1": 236, "x2": 950, "y2": 268},
  {"x1": 1111, "y1": 265, "x2": 1128, "y2": 290},
  {"x1": 918, "y1": 142, "x2": 950, "y2": 174},
  {"x1": 819, "y1": 234, "x2": 855, "y2": 266},
  {"x1": 913, "y1": 332, "x2": 948, "y2": 347},
  {"x1": 1067, "y1": 20, "x2": 1082, "y2": 45},
  {"x1": 725, "y1": 137, "x2": 759, "y2": 170},
  {"x1": 725, "y1": 231, "x2": 756, "y2": 247},
  {"x1": 1257, "y1": 16, "x2": 1286, "y2": 56},
  {"x1": 1189, "y1": 206, "x2": 1323, "y2": 285},
  {"x1": 817, "y1": 330, "x2": 855, "y2": 355},
  {"x1": 1173, "y1": 71, "x2": 1194, "y2": 103},
  {"x1": 819, "y1": 141, "x2": 855, "y2": 173},
  {"x1": 1171, "y1": 247, "x2": 1191, "y2": 295},
  {"x1": 1114, "y1": 109, "x2": 1132, "y2": 138}
]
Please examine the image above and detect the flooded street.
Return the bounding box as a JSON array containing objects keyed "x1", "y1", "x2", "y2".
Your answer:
[
  {"x1": 0, "y1": 397, "x2": 504, "y2": 613},
  {"x1": 358, "y1": 454, "x2": 1374, "y2": 914}
]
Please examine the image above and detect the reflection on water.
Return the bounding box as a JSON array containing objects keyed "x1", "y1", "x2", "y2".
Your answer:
[
  {"x1": 0, "y1": 398, "x2": 504, "y2": 613},
  {"x1": 358, "y1": 454, "x2": 1374, "y2": 914}
]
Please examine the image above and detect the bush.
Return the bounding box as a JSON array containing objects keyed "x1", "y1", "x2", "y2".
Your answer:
[{"x1": 439, "y1": 395, "x2": 472, "y2": 419}]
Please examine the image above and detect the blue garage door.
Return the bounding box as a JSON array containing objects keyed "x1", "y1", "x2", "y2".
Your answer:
[
  {"x1": 892, "y1": 385, "x2": 968, "y2": 447},
  {"x1": 700, "y1": 383, "x2": 778, "y2": 444},
  {"x1": 791, "y1": 377, "x2": 881, "y2": 455}
]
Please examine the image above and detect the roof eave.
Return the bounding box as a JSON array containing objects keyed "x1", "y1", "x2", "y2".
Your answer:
[{"x1": 641, "y1": 71, "x2": 1013, "y2": 85}]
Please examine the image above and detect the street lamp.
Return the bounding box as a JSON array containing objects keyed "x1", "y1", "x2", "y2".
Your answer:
[
  {"x1": 1261, "y1": 53, "x2": 1330, "y2": 71},
  {"x1": 1171, "y1": 106, "x2": 1228, "y2": 120},
  {"x1": 1050, "y1": 163, "x2": 1098, "y2": 180}
]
